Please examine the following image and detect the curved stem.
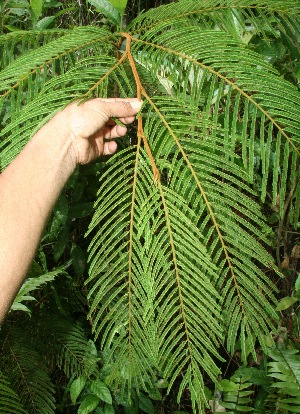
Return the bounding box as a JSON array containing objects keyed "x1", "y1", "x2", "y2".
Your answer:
[{"x1": 119, "y1": 32, "x2": 160, "y2": 183}]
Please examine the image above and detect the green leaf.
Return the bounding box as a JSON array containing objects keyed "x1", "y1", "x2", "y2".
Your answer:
[
  {"x1": 90, "y1": 380, "x2": 112, "y2": 404},
  {"x1": 3, "y1": 25, "x2": 22, "y2": 32},
  {"x1": 104, "y1": 403, "x2": 115, "y2": 414},
  {"x1": 138, "y1": 394, "x2": 154, "y2": 414},
  {"x1": 69, "y1": 202, "x2": 94, "y2": 219},
  {"x1": 70, "y1": 376, "x2": 86, "y2": 404},
  {"x1": 254, "y1": 39, "x2": 287, "y2": 64},
  {"x1": 9, "y1": 303, "x2": 32, "y2": 313},
  {"x1": 54, "y1": 227, "x2": 70, "y2": 262},
  {"x1": 295, "y1": 273, "x2": 300, "y2": 291},
  {"x1": 78, "y1": 395, "x2": 100, "y2": 414},
  {"x1": 30, "y1": 0, "x2": 43, "y2": 21},
  {"x1": 234, "y1": 367, "x2": 271, "y2": 386},
  {"x1": 220, "y1": 375, "x2": 254, "y2": 412},
  {"x1": 147, "y1": 387, "x2": 162, "y2": 401},
  {"x1": 219, "y1": 379, "x2": 239, "y2": 392},
  {"x1": 6, "y1": 8, "x2": 28, "y2": 16},
  {"x1": 88, "y1": 0, "x2": 120, "y2": 25},
  {"x1": 35, "y1": 15, "x2": 56, "y2": 29},
  {"x1": 71, "y1": 244, "x2": 86, "y2": 277},
  {"x1": 276, "y1": 296, "x2": 298, "y2": 311},
  {"x1": 108, "y1": 0, "x2": 128, "y2": 15},
  {"x1": 49, "y1": 194, "x2": 69, "y2": 239},
  {"x1": 7, "y1": 0, "x2": 29, "y2": 6}
]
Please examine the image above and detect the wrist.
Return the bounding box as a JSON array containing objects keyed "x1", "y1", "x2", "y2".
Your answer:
[{"x1": 34, "y1": 111, "x2": 77, "y2": 180}]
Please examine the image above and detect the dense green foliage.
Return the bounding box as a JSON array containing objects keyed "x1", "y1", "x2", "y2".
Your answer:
[{"x1": 0, "y1": 1, "x2": 300, "y2": 413}]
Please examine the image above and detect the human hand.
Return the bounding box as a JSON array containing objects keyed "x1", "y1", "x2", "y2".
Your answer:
[{"x1": 54, "y1": 98, "x2": 142, "y2": 166}]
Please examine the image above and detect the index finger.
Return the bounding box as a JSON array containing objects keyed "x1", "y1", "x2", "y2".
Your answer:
[{"x1": 86, "y1": 98, "x2": 142, "y2": 119}]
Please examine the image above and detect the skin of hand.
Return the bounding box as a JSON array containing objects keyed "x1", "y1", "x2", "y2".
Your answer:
[
  {"x1": 0, "y1": 97, "x2": 142, "y2": 322},
  {"x1": 46, "y1": 97, "x2": 143, "y2": 166}
]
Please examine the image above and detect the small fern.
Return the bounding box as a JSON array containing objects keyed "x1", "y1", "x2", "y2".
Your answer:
[
  {"x1": 267, "y1": 347, "x2": 300, "y2": 413},
  {"x1": 218, "y1": 373, "x2": 254, "y2": 413},
  {"x1": 10, "y1": 267, "x2": 66, "y2": 314}
]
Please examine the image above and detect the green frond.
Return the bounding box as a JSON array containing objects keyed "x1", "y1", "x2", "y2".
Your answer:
[
  {"x1": 87, "y1": 143, "x2": 223, "y2": 410},
  {"x1": 86, "y1": 95, "x2": 278, "y2": 408},
  {"x1": 267, "y1": 347, "x2": 300, "y2": 412},
  {"x1": 218, "y1": 372, "x2": 254, "y2": 413},
  {"x1": 34, "y1": 314, "x2": 98, "y2": 378},
  {"x1": 0, "y1": 29, "x2": 69, "y2": 70},
  {"x1": 1, "y1": 1, "x2": 300, "y2": 411},
  {"x1": 128, "y1": 0, "x2": 300, "y2": 41},
  {"x1": 10, "y1": 267, "x2": 67, "y2": 314},
  {"x1": 0, "y1": 27, "x2": 113, "y2": 93},
  {"x1": 157, "y1": 98, "x2": 278, "y2": 350},
  {"x1": 0, "y1": 56, "x2": 122, "y2": 169},
  {"x1": 0, "y1": 371, "x2": 28, "y2": 414},
  {"x1": 132, "y1": 26, "x2": 300, "y2": 209},
  {"x1": 1, "y1": 331, "x2": 56, "y2": 413},
  {"x1": 0, "y1": 311, "x2": 98, "y2": 412},
  {"x1": 0, "y1": 29, "x2": 121, "y2": 170}
]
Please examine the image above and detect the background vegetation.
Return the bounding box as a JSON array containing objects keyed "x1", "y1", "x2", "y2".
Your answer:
[{"x1": 0, "y1": 0, "x2": 300, "y2": 413}]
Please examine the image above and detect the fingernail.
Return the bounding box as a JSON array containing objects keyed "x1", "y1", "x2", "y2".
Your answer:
[{"x1": 130, "y1": 101, "x2": 143, "y2": 110}]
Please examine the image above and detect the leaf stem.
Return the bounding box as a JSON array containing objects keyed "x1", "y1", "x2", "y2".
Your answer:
[{"x1": 119, "y1": 32, "x2": 160, "y2": 183}]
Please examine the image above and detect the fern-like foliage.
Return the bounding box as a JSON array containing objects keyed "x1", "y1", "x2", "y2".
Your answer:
[
  {"x1": 0, "y1": 329, "x2": 56, "y2": 413},
  {"x1": 267, "y1": 347, "x2": 300, "y2": 413},
  {"x1": 10, "y1": 267, "x2": 66, "y2": 314},
  {"x1": 0, "y1": 371, "x2": 28, "y2": 414},
  {"x1": 34, "y1": 313, "x2": 99, "y2": 378},
  {"x1": 0, "y1": 310, "x2": 99, "y2": 413},
  {"x1": 1, "y1": 1, "x2": 300, "y2": 411},
  {"x1": 218, "y1": 373, "x2": 254, "y2": 413}
]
